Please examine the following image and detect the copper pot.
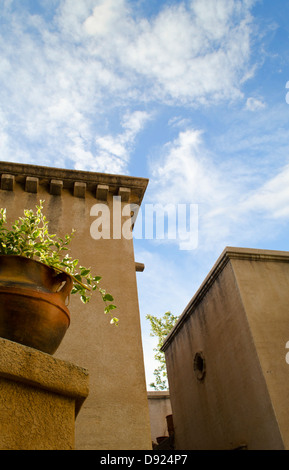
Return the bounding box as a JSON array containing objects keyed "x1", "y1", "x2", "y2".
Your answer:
[{"x1": 0, "y1": 255, "x2": 73, "y2": 354}]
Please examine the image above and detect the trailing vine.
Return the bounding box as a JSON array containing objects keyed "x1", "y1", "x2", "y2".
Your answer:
[{"x1": 0, "y1": 200, "x2": 118, "y2": 325}]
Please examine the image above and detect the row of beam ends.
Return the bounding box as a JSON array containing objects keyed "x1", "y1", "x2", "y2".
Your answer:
[{"x1": 0, "y1": 174, "x2": 131, "y2": 202}]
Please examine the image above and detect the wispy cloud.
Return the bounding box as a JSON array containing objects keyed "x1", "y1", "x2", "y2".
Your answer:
[
  {"x1": 241, "y1": 163, "x2": 289, "y2": 219},
  {"x1": 120, "y1": 0, "x2": 254, "y2": 104},
  {"x1": 245, "y1": 97, "x2": 266, "y2": 111},
  {"x1": 148, "y1": 128, "x2": 240, "y2": 250},
  {"x1": 1, "y1": 0, "x2": 286, "y2": 251},
  {"x1": 90, "y1": 110, "x2": 152, "y2": 173},
  {"x1": 0, "y1": 0, "x2": 257, "y2": 172},
  {"x1": 148, "y1": 113, "x2": 289, "y2": 253}
]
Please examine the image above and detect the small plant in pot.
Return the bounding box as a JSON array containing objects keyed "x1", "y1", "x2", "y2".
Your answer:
[{"x1": 0, "y1": 200, "x2": 118, "y2": 355}]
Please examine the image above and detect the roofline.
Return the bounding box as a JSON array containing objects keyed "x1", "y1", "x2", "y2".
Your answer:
[
  {"x1": 0, "y1": 161, "x2": 149, "y2": 206},
  {"x1": 161, "y1": 246, "x2": 289, "y2": 352}
]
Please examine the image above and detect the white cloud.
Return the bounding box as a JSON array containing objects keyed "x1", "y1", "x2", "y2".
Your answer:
[
  {"x1": 123, "y1": 0, "x2": 254, "y2": 104},
  {"x1": 148, "y1": 121, "x2": 289, "y2": 253},
  {"x1": 84, "y1": 0, "x2": 130, "y2": 36},
  {"x1": 148, "y1": 128, "x2": 237, "y2": 251},
  {"x1": 245, "y1": 97, "x2": 266, "y2": 111},
  {"x1": 91, "y1": 110, "x2": 152, "y2": 174},
  {"x1": 150, "y1": 128, "x2": 231, "y2": 206},
  {"x1": 241, "y1": 164, "x2": 289, "y2": 218},
  {"x1": 0, "y1": 0, "x2": 257, "y2": 172}
]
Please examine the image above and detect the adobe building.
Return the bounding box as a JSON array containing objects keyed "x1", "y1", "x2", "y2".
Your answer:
[
  {"x1": 162, "y1": 246, "x2": 289, "y2": 450},
  {"x1": 147, "y1": 391, "x2": 172, "y2": 446},
  {"x1": 0, "y1": 161, "x2": 152, "y2": 450}
]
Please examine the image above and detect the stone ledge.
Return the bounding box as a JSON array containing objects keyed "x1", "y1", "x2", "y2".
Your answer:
[
  {"x1": 0, "y1": 337, "x2": 89, "y2": 416},
  {"x1": 147, "y1": 391, "x2": 170, "y2": 399}
]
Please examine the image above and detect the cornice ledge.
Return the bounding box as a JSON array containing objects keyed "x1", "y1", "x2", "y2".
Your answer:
[
  {"x1": 223, "y1": 246, "x2": 289, "y2": 263},
  {"x1": 0, "y1": 161, "x2": 149, "y2": 206}
]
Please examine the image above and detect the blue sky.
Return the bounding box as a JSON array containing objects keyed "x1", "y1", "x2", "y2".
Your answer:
[{"x1": 1, "y1": 0, "x2": 289, "y2": 387}]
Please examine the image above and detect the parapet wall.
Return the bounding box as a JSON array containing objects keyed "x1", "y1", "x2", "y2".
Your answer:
[
  {"x1": 162, "y1": 247, "x2": 289, "y2": 450},
  {"x1": 0, "y1": 337, "x2": 89, "y2": 450},
  {"x1": 0, "y1": 161, "x2": 148, "y2": 205}
]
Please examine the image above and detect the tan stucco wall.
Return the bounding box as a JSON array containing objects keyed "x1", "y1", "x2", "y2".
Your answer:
[
  {"x1": 0, "y1": 162, "x2": 152, "y2": 450},
  {"x1": 231, "y1": 249, "x2": 289, "y2": 450},
  {"x1": 162, "y1": 247, "x2": 288, "y2": 450},
  {"x1": 0, "y1": 337, "x2": 89, "y2": 450},
  {"x1": 147, "y1": 391, "x2": 172, "y2": 445}
]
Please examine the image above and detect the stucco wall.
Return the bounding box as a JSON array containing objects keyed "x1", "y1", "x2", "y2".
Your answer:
[
  {"x1": 0, "y1": 337, "x2": 89, "y2": 450},
  {"x1": 162, "y1": 247, "x2": 287, "y2": 450},
  {"x1": 0, "y1": 162, "x2": 152, "y2": 450},
  {"x1": 231, "y1": 250, "x2": 289, "y2": 450},
  {"x1": 147, "y1": 391, "x2": 172, "y2": 445}
]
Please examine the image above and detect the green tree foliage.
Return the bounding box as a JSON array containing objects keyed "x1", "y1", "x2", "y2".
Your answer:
[{"x1": 146, "y1": 311, "x2": 179, "y2": 390}]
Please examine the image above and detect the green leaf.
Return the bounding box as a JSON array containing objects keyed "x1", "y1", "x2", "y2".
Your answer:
[
  {"x1": 104, "y1": 304, "x2": 117, "y2": 314},
  {"x1": 0, "y1": 200, "x2": 117, "y2": 324},
  {"x1": 103, "y1": 293, "x2": 114, "y2": 302},
  {"x1": 81, "y1": 295, "x2": 90, "y2": 304}
]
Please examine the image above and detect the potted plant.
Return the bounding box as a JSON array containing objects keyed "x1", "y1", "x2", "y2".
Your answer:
[{"x1": 0, "y1": 200, "x2": 118, "y2": 355}]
